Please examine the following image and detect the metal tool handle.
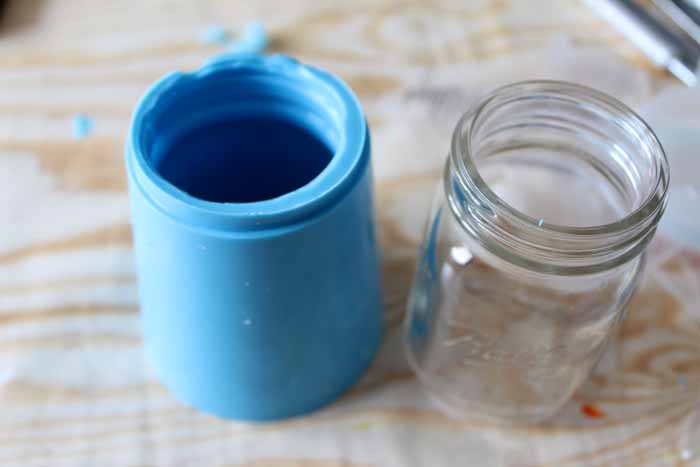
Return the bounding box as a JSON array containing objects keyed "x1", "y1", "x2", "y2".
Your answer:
[{"x1": 586, "y1": 0, "x2": 699, "y2": 85}]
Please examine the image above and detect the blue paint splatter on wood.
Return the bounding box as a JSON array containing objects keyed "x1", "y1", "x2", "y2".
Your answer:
[
  {"x1": 228, "y1": 21, "x2": 268, "y2": 55},
  {"x1": 199, "y1": 25, "x2": 230, "y2": 45},
  {"x1": 72, "y1": 113, "x2": 94, "y2": 140}
]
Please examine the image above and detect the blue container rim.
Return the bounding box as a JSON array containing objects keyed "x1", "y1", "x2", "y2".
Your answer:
[{"x1": 125, "y1": 54, "x2": 369, "y2": 232}]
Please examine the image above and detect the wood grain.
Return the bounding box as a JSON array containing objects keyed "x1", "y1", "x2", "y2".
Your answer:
[{"x1": 0, "y1": 1, "x2": 696, "y2": 466}]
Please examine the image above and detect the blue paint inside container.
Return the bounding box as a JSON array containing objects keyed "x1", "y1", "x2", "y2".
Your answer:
[{"x1": 156, "y1": 117, "x2": 333, "y2": 203}]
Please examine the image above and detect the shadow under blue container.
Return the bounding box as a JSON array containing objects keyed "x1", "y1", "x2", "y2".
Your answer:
[{"x1": 125, "y1": 54, "x2": 382, "y2": 421}]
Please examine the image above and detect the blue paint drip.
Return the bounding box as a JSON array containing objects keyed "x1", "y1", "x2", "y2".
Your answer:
[
  {"x1": 72, "y1": 113, "x2": 94, "y2": 140},
  {"x1": 228, "y1": 21, "x2": 268, "y2": 55}
]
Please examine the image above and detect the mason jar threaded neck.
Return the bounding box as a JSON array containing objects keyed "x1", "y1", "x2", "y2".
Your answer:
[{"x1": 447, "y1": 80, "x2": 670, "y2": 275}]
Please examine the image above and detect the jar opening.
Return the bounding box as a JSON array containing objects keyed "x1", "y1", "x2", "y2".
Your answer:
[{"x1": 449, "y1": 81, "x2": 670, "y2": 273}]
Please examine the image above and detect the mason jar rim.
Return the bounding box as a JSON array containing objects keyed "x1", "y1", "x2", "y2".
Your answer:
[{"x1": 448, "y1": 80, "x2": 670, "y2": 274}]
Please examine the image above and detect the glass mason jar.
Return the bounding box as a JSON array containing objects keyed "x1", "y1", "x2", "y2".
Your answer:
[{"x1": 403, "y1": 81, "x2": 669, "y2": 424}]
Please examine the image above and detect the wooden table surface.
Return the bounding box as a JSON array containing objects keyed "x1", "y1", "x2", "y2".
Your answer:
[{"x1": 1, "y1": 1, "x2": 699, "y2": 466}]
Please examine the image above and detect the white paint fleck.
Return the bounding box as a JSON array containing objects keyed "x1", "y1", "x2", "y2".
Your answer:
[{"x1": 243, "y1": 318, "x2": 252, "y2": 326}]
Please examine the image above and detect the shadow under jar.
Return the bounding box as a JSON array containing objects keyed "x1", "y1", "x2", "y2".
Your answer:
[{"x1": 404, "y1": 81, "x2": 669, "y2": 424}]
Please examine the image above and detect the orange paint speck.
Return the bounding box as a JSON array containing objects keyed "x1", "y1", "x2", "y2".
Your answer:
[{"x1": 581, "y1": 403, "x2": 605, "y2": 418}]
